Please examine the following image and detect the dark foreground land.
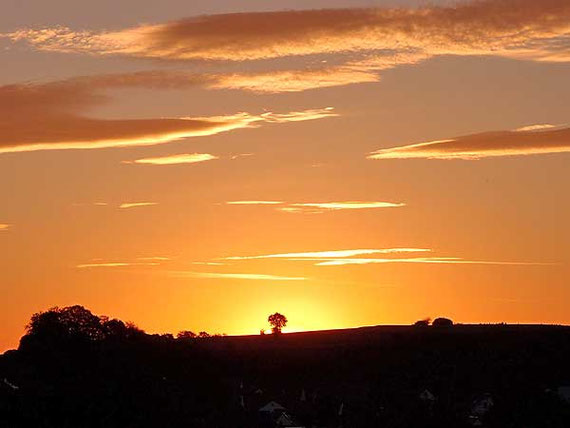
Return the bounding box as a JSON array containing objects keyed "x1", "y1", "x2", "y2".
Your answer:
[{"x1": 2, "y1": 313, "x2": 570, "y2": 428}]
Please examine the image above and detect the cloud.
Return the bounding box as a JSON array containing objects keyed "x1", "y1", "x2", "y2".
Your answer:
[
  {"x1": 260, "y1": 108, "x2": 337, "y2": 123},
  {"x1": 288, "y1": 201, "x2": 405, "y2": 211},
  {"x1": 210, "y1": 51, "x2": 428, "y2": 94},
  {"x1": 313, "y1": 257, "x2": 549, "y2": 266},
  {"x1": 77, "y1": 256, "x2": 171, "y2": 268},
  {"x1": 226, "y1": 200, "x2": 405, "y2": 213},
  {"x1": 4, "y1": 1, "x2": 570, "y2": 95},
  {"x1": 514, "y1": 124, "x2": 558, "y2": 132},
  {"x1": 118, "y1": 202, "x2": 157, "y2": 209},
  {"x1": 0, "y1": 224, "x2": 12, "y2": 231},
  {"x1": 125, "y1": 153, "x2": 218, "y2": 165},
  {"x1": 223, "y1": 248, "x2": 431, "y2": 261},
  {"x1": 211, "y1": 67, "x2": 380, "y2": 93},
  {"x1": 368, "y1": 126, "x2": 570, "y2": 160},
  {"x1": 172, "y1": 272, "x2": 307, "y2": 281},
  {"x1": 6, "y1": 1, "x2": 570, "y2": 63},
  {"x1": 213, "y1": 247, "x2": 549, "y2": 267},
  {"x1": 73, "y1": 201, "x2": 159, "y2": 209},
  {"x1": 0, "y1": 76, "x2": 336, "y2": 154}
]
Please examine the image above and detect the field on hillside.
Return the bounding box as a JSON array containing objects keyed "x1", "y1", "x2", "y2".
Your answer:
[{"x1": 2, "y1": 323, "x2": 570, "y2": 427}]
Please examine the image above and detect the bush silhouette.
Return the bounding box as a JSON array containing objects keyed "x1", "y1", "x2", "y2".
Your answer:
[
  {"x1": 432, "y1": 317, "x2": 453, "y2": 327},
  {"x1": 414, "y1": 318, "x2": 431, "y2": 327},
  {"x1": 177, "y1": 330, "x2": 197, "y2": 339}
]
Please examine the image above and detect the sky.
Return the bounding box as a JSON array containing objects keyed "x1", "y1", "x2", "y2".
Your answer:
[{"x1": 1, "y1": 0, "x2": 569, "y2": 351}]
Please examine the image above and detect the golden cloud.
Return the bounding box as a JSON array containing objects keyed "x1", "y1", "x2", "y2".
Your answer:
[
  {"x1": 210, "y1": 67, "x2": 380, "y2": 93},
  {"x1": 369, "y1": 126, "x2": 570, "y2": 160},
  {"x1": 4, "y1": 1, "x2": 569, "y2": 95},
  {"x1": 0, "y1": 224, "x2": 12, "y2": 231},
  {"x1": 126, "y1": 153, "x2": 218, "y2": 165},
  {"x1": 6, "y1": 1, "x2": 570, "y2": 63},
  {"x1": 314, "y1": 257, "x2": 548, "y2": 266},
  {"x1": 288, "y1": 201, "x2": 405, "y2": 211},
  {"x1": 212, "y1": 247, "x2": 549, "y2": 267},
  {"x1": 226, "y1": 200, "x2": 405, "y2": 213},
  {"x1": 223, "y1": 248, "x2": 430, "y2": 261},
  {"x1": 514, "y1": 124, "x2": 558, "y2": 132},
  {"x1": 118, "y1": 202, "x2": 158, "y2": 209},
  {"x1": 76, "y1": 255, "x2": 171, "y2": 268},
  {"x1": 0, "y1": 77, "x2": 336, "y2": 154}
]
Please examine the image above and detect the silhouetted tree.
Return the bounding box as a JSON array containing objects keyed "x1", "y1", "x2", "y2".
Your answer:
[
  {"x1": 25, "y1": 305, "x2": 104, "y2": 343},
  {"x1": 125, "y1": 321, "x2": 144, "y2": 334},
  {"x1": 101, "y1": 317, "x2": 134, "y2": 340},
  {"x1": 177, "y1": 330, "x2": 197, "y2": 339},
  {"x1": 20, "y1": 306, "x2": 145, "y2": 351},
  {"x1": 432, "y1": 317, "x2": 453, "y2": 327},
  {"x1": 414, "y1": 318, "x2": 431, "y2": 327},
  {"x1": 268, "y1": 312, "x2": 288, "y2": 335},
  {"x1": 198, "y1": 331, "x2": 210, "y2": 338}
]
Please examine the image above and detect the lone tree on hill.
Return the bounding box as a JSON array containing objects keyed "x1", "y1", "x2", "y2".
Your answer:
[{"x1": 268, "y1": 312, "x2": 288, "y2": 335}]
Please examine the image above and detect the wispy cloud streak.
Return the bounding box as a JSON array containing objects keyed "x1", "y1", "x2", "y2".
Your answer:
[
  {"x1": 77, "y1": 256, "x2": 171, "y2": 268},
  {"x1": 226, "y1": 200, "x2": 405, "y2": 212},
  {"x1": 118, "y1": 202, "x2": 158, "y2": 209},
  {"x1": 125, "y1": 153, "x2": 218, "y2": 165},
  {"x1": 0, "y1": 76, "x2": 336, "y2": 154},
  {"x1": 289, "y1": 201, "x2": 405, "y2": 211},
  {"x1": 369, "y1": 126, "x2": 570, "y2": 160},
  {"x1": 313, "y1": 257, "x2": 550, "y2": 266},
  {"x1": 213, "y1": 248, "x2": 550, "y2": 268},
  {"x1": 0, "y1": 224, "x2": 12, "y2": 231},
  {"x1": 223, "y1": 248, "x2": 431, "y2": 261},
  {"x1": 514, "y1": 124, "x2": 558, "y2": 132},
  {"x1": 211, "y1": 68, "x2": 380, "y2": 93}
]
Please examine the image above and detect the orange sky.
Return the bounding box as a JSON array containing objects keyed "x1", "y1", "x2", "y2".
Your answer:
[{"x1": 1, "y1": 0, "x2": 570, "y2": 351}]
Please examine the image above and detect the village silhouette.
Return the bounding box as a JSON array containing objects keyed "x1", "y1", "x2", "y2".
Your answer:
[{"x1": 1, "y1": 305, "x2": 570, "y2": 427}]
